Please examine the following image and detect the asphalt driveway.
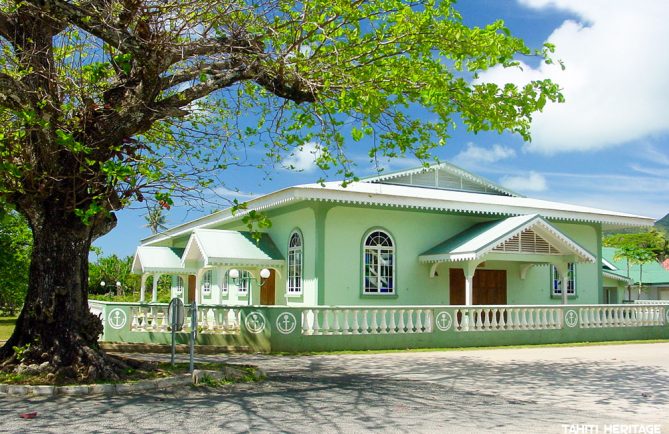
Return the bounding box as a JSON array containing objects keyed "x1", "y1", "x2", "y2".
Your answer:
[{"x1": 2, "y1": 343, "x2": 668, "y2": 433}]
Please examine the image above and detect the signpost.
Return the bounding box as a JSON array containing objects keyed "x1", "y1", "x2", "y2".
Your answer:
[
  {"x1": 168, "y1": 298, "x2": 185, "y2": 366},
  {"x1": 189, "y1": 301, "x2": 197, "y2": 373}
]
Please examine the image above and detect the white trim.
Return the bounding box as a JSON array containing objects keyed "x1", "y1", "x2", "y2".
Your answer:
[
  {"x1": 603, "y1": 270, "x2": 633, "y2": 283},
  {"x1": 362, "y1": 228, "x2": 396, "y2": 295},
  {"x1": 287, "y1": 230, "x2": 303, "y2": 295},
  {"x1": 141, "y1": 180, "x2": 653, "y2": 246}
]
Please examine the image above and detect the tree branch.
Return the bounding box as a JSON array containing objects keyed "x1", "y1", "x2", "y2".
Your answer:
[
  {"x1": 0, "y1": 12, "x2": 15, "y2": 43},
  {"x1": 0, "y1": 72, "x2": 32, "y2": 110},
  {"x1": 26, "y1": 0, "x2": 143, "y2": 54}
]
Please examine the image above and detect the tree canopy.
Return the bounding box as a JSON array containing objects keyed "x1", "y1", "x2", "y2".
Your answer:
[{"x1": 0, "y1": 0, "x2": 563, "y2": 381}]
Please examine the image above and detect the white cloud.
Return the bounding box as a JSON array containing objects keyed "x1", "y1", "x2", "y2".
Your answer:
[
  {"x1": 500, "y1": 171, "x2": 548, "y2": 192},
  {"x1": 211, "y1": 186, "x2": 258, "y2": 200},
  {"x1": 283, "y1": 141, "x2": 322, "y2": 172},
  {"x1": 453, "y1": 143, "x2": 516, "y2": 167},
  {"x1": 477, "y1": 0, "x2": 669, "y2": 153}
]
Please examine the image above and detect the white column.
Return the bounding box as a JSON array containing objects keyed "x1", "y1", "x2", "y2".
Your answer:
[
  {"x1": 151, "y1": 273, "x2": 162, "y2": 303},
  {"x1": 465, "y1": 274, "x2": 474, "y2": 306},
  {"x1": 464, "y1": 261, "x2": 478, "y2": 307},
  {"x1": 195, "y1": 269, "x2": 204, "y2": 305},
  {"x1": 140, "y1": 273, "x2": 148, "y2": 303}
]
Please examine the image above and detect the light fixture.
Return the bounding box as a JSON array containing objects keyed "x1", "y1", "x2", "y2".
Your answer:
[
  {"x1": 116, "y1": 281, "x2": 121, "y2": 288},
  {"x1": 229, "y1": 268, "x2": 271, "y2": 285},
  {"x1": 100, "y1": 281, "x2": 106, "y2": 287}
]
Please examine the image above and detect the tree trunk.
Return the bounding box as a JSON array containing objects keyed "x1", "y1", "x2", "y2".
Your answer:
[{"x1": 0, "y1": 207, "x2": 119, "y2": 382}]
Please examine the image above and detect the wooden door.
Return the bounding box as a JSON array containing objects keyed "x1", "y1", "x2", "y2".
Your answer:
[
  {"x1": 260, "y1": 269, "x2": 276, "y2": 305},
  {"x1": 449, "y1": 268, "x2": 507, "y2": 305},
  {"x1": 187, "y1": 275, "x2": 196, "y2": 304}
]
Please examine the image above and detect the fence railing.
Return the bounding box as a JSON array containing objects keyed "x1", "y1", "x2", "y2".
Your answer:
[
  {"x1": 90, "y1": 301, "x2": 668, "y2": 352},
  {"x1": 301, "y1": 307, "x2": 433, "y2": 335},
  {"x1": 129, "y1": 304, "x2": 241, "y2": 334},
  {"x1": 635, "y1": 300, "x2": 669, "y2": 305}
]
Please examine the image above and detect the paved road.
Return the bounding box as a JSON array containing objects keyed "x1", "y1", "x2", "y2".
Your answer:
[{"x1": 2, "y1": 343, "x2": 669, "y2": 433}]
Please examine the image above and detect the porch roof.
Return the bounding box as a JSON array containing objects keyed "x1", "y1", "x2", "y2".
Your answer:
[
  {"x1": 182, "y1": 229, "x2": 284, "y2": 267},
  {"x1": 418, "y1": 214, "x2": 596, "y2": 264},
  {"x1": 132, "y1": 246, "x2": 188, "y2": 274}
]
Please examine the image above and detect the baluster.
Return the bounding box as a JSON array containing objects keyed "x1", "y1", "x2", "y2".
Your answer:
[
  {"x1": 398, "y1": 310, "x2": 406, "y2": 333},
  {"x1": 342, "y1": 309, "x2": 351, "y2": 335},
  {"x1": 332, "y1": 309, "x2": 341, "y2": 335},
  {"x1": 301, "y1": 310, "x2": 311, "y2": 335},
  {"x1": 425, "y1": 310, "x2": 434, "y2": 332},
  {"x1": 313, "y1": 309, "x2": 321, "y2": 335},
  {"x1": 406, "y1": 309, "x2": 415, "y2": 333},
  {"x1": 159, "y1": 310, "x2": 167, "y2": 332},
  {"x1": 361, "y1": 310, "x2": 369, "y2": 334},
  {"x1": 371, "y1": 310, "x2": 379, "y2": 334},
  {"x1": 498, "y1": 308, "x2": 506, "y2": 330},
  {"x1": 388, "y1": 309, "x2": 397, "y2": 333},
  {"x1": 379, "y1": 309, "x2": 388, "y2": 334},
  {"x1": 482, "y1": 308, "x2": 490, "y2": 330},
  {"x1": 528, "y1": 308, "x2": 536, "y2": 330},
  {"x1": 415, "y1": 309, "x2": 423, "y2": 333},
  {"x1": 520, "y1": 308, "x2": 528, "y2": 329},
  {"x1": 352, "y1": 309, "x2": 360, "y2": 334},
  {"x1": 130, "y1": 308, "x2": 139, "y2": 331}
]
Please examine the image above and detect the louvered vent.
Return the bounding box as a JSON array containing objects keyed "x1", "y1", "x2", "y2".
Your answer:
[{"x1": 492, "y1": 229, "x2": 561, "y2": 254}]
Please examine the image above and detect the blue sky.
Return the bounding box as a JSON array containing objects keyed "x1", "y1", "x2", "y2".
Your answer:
[{"x1": 95, "y1": 0, "x2": 669, "y2": 258}]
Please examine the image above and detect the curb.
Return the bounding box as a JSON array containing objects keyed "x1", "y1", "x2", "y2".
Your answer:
[{"x1": 0, "y1": 374, "x2": 192, "y2": 397}]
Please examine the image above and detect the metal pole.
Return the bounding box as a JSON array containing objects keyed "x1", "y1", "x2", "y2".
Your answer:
[
  {"x1": 189, "y1": 301, "x2": 197, "y2": 374},
  {"x1": 170, "y1": 305, "x2": 176, "y2": 367}
]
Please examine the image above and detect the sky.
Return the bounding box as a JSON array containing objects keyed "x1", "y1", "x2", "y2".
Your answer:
[{"x1": 95, "y1": 0, "x2": 669, "y2": 258}]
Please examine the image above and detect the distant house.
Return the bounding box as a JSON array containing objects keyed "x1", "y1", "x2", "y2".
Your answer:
[
  {"x1": 602, "y1": 247, "x2": 669, "y2": 301},
  {"x1": 132, "y1": 162, "x2": 654, "y2": 308}
]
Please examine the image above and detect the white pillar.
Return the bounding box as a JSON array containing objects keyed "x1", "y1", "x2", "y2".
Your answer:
[
  {"x1": 195, "y1": 269, "x2": 204, "y2": 305},
  {"x1": 465, "y1": 274, "x2": 474, "y2": 306},
  {"x1": 463, "y1": 261, "x2": 478, "y2": 307},
  {"x1": 140, "y1": 274, "x2": 148, "y2": 303},
  {"x1": 151, "y1": 273, "x2": 162, "y2": 303}
]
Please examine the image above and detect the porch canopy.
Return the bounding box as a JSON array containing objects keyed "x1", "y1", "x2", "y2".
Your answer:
[
  {"x1": 181, "y1": 228, "x2": 284, "y2": 268},
  {"x1": 419, "y1": 214, "x2": 597, "y2": 305},
  {"x1": 131, "y1": 246, "x2": 191, "y2": 302}
]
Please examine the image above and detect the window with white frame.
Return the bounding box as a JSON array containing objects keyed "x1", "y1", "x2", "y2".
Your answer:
[
  {"x1": 238, "y1": 270, "x2": 252, "y2": 294},
  {"x1": 202, "y1": 270, "x2": 212, "y2": 294},
  {"x1": 363, "y1": 230, "x2": 395, "y2": 294},
  {"x1": 551, "y1": 263, "x2": 576, "y2": 296},
  {"x1": 175, "y1": 276, "x2": 184, "y2": 295},
  {"x1": 287, "y1": 231, "x2": 303, "y2": 294},
  {"x1": 222, "y1": 270, "x2": 230, "y2": 293}
]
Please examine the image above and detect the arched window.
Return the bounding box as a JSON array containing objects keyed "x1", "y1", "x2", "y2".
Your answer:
[
  {"x1": 363, "y1": 230, "x2": 395, "y2": 294},
  {"x1": 202, "y1": 270, "x2": 212, "y2": 294},
  {"x1": 287, "y1": 230, "x2": 303, "y2": 294}
]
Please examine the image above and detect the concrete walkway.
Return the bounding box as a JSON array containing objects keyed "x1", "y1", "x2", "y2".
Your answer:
[{"x1": 2, "y1": 343, "x2": 668, "y2": 433}]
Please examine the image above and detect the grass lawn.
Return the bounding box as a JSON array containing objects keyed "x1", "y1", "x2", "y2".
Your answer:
[{"x1": 0, "y1": 316, "x2": 17, "y2": 341}]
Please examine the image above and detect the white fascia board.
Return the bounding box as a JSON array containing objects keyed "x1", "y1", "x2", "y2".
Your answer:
[
  {"x1": 293, "y1": 185, "x2": 653, "y2": 228},
  {"x1": 131, "y1": 250, "x2": 143, "y2": 274},
  {"x1": 181, "y1": 232, "x2": 208, "y2": 267},
  {"x1": 141, "y1": 187, "x2": 299, "y2": 245},
  {"x1": 602, "y1": 257, "x2": 618, "y2": 271},
  {"x1": 603, "y1": 270, "x2": 632, "y2": 283}
]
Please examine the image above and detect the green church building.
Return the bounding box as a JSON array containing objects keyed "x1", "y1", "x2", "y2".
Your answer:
[{"x1": 89, "y1": 162, "x2": 668, "y2": 352}]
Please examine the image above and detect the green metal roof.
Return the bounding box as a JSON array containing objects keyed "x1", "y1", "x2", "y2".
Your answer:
[
  {"x1": 419, "y1": 214, "x2": 596, "y2": 263},
  {"x1": 182, "y1": 229, "x2": 284, "y2": 267},
  {"x1": 132, "y1": 246, "x2": 187, "y2": 273},
  {"x1": 602, "y1": 247, "x2": 669, "y2": 285}
]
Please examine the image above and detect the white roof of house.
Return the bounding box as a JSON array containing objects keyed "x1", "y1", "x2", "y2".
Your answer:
[
  {"x1": 418, "y1": 214, "x2": 596, "y2": 263},
  {"x1": 141, "y1": 167, "x2": 654, "y2": 246}
]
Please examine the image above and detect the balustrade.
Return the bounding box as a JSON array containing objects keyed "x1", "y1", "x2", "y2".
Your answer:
[
  {"x1": 301, "y1": 307, "x2": 433, "y2": 335},
  {"x1": 129, "y1": 304, "x2": 241, "y2": 334}
]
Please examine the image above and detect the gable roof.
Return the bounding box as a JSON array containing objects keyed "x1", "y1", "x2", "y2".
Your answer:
[
  {"x1": 181, "y1": 229, "x2": 284, "y2": 267},
  {"x1": 132, "y1": 246, "x2": 188, "y2": 274},
  {"x1": 361, "y1": 162, "x2": 521, "y2": 197},
  {"x1": 419, "y1": 214, "x2": 596, "y2": 263}
]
